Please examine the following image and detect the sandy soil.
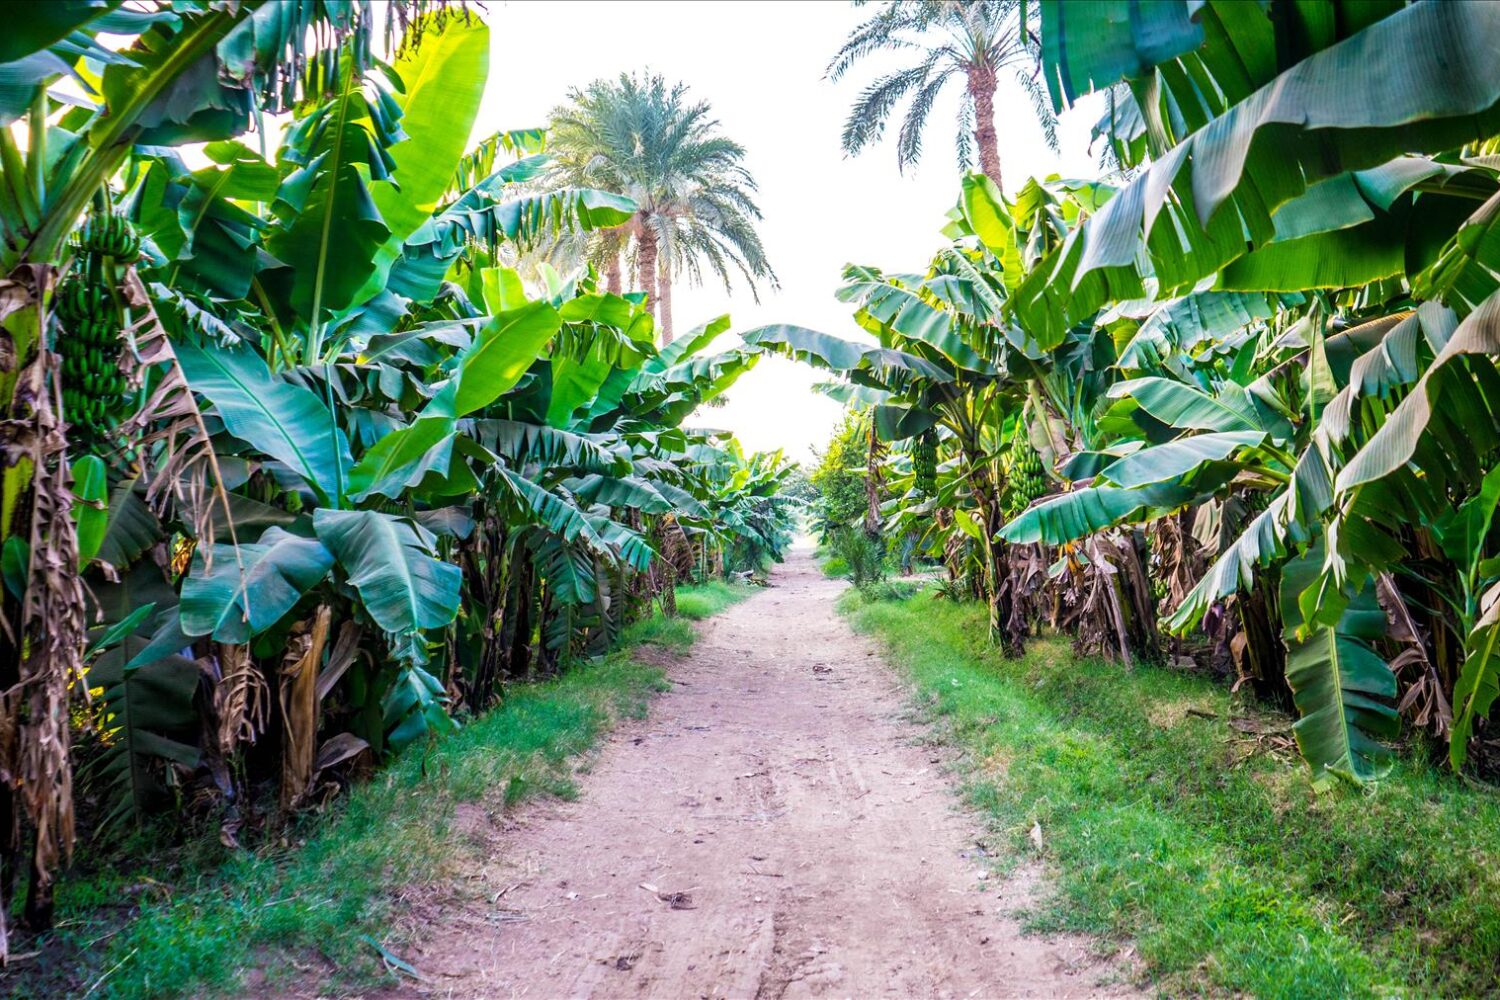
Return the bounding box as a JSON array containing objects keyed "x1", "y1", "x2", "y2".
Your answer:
[{"x1": 367, "y1": 550, "x2": 1137, "y2": 999}]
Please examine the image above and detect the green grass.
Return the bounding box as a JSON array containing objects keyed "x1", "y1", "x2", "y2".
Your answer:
[
  {"x1": 13, "y1": 584, "x2": 752, "y2": 1000},
  {"x1": 841, "y1": 586, "x2": 1500, "y2": 1000},
  {"x1": 594, "y1": 581, "x2": 754, "y2": 654},
  {"x1": 809, "y1": 542, "x2": 846, "y2": 578},
  {"x1": 675, "y1": 579, "x2": 756, "y2": 620}
]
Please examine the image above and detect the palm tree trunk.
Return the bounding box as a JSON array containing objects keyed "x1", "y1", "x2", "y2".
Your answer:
[
  {"x1": 636, "y1": 222, "x2": 659, "y2": 323},
  {"x1": 657, "y1": 258, "x2": 674, "y2": 344},
  {"x1": 968, "y1": 64, "x2": 1002, "y2": 189},
  {"x1": 604, "y1": 253, "x2": 622, "y2": 294}
]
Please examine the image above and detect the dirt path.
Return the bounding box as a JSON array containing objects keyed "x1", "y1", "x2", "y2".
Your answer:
[{"x1": 375, "y1": 550, "x2": 1135, "y2": 999}]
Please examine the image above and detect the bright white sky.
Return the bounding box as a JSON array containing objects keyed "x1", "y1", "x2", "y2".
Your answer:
[{"x1": 480, "y1": 0, "x2": 1104, "y2": 465}]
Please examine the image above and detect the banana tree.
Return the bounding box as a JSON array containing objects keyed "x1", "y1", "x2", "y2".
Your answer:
[
  {"x1": 0, "y1": 0, "x2": 472, "y2": 945},
  {"x1": 990, "y1": 0, "x2": 1500, "y2": 784},
  {"x1": 743, "y1": 294, "x2": 1035, "y2": 650}
]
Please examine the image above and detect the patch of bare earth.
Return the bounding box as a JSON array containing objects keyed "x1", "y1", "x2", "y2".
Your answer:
[{"x1": 347, "y1": 551, "x2": 1140, "y2": 998}]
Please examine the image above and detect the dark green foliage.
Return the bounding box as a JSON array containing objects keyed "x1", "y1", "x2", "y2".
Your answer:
[
  {"x1": 830, "y1": 525, "x2": 885, "y2": 589},
  {"x1": 810, "y1": 410, "x2": 869, "y2": 539}
]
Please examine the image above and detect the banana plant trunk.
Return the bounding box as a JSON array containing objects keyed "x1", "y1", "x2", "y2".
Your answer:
[
  {"x1": 1238, "y1": 577, "x2": 1290, "y2": 709},
  {"x1": 505, "y1": 556, "x2": 535, "y2": 681},
  {"x1": 461, "y1": 512, "x2": 511, "y2": 710},
  {"x1": 966, "y1": 462, "x2": 1018, "y2": 654}
]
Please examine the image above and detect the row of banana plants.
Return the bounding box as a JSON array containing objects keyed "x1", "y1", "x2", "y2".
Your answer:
[
  {"x1": 0, "y1": 2, "x2": 797, "y2": 954},
  {"x1": 758, "y1": 0, "x2": 1500, "y2": 792}
]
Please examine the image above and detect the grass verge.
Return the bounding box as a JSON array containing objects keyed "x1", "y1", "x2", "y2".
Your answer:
[
  {"x1": 12, "y1": 581, "x2": 751, "y2": 1000},
  {"x1": 675, "y1": 579, "x2": 757, "y2": 621},
  {"x1": 841, "y1": 586, "x2": 1500, "y2": 1000}
]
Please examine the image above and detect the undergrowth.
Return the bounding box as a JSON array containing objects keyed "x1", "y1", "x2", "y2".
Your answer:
[
  {"x1": 9, "y1": 582, "x2": 749, "y2": 1000},
  {"x1": 841, "y1": 586, "x2": 1500, "y2": 1000},
  {"x1": 675, "y1": 579, "x2": 756, "y2": 621}
]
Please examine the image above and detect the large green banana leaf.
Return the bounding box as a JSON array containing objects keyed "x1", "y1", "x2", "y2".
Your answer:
[
  {"x1": 548, "y1": 294, "x2": 654, "y2": 426},
  {"x1": 175, "y1": 338, "x2": 352, "y2": 505},
  {"x1": 999, "y1": 480, "x2": 1200, "y2": 546},
  {"x1": 740, "y1": 323, "x2": 869, "y2": 371},
  {"x1": 531, "y1": 534, "x2": 600, "y2": 606},
  {"x1": 873, "y1": 402, "x2": 941, "y2": 442},
  {"x1": 956, "y1": 174, "x2": 1024, "y2": 290},
  {"x1": 1108, "y1": 377, "x2": 1265, "y2": 433},
  {"x1": 1098, "y1": 430, "x2": 1268, "y2": 488},
  {"x1": 1440, "y1": 466, "x2": 1500, "y2": 769},
  {"x1": 648, "y1": 314, "x2": 732, "y2": 373},
  {"x1": 1417, "y1": 189, "x2": 1500, "y2": 316},
  {"x1": 95, "y1": 484, "x2": 163, "y2": 569},
  {"x1": 497, "y1": 467, "x2": 652, "y2": 571},
  {"x1": 471, "y1": 420, "x2": 628, "y2": 476},
  {"x1": 1116, "y1": 290, "x2": 1300, "y2": 371},
  {"x1": 635, "y1": 350, "x2": 762, "y2": 425},
  {"x1": 1170, "y1": 304, "x2": 1461, "y2": 627},
  {"x1": 1040, "y1": 0, "x2": 1203, "y2": 111},
  {"x1": 453, "y1": 297, "x2": 563, "y2": 415},
  {"x1": 383, "y1": 664, "x2": 455, "y2": 752},
  {"x1": 0, "y1": 1, "x2": 124, "y2": 64},
  {"x1": 313, "y1": 510, "x2": 461, "y2": 666},
  {"x1": 1019, "y1": 2, "x2": 1500, "y2": 341},
  {"x1": 1167, "y1": 493, "x2": 1293, "y2": 632},
  {"x1": 1451, "y1": 583, "x2": 1500, "y2": 771},
  {"x1": 71, "y1": 455, "x2": 108, "y2": 568},
  {"x1": 643, "y1": 479, "x2": 712, "y2": 520},
  {"x1": 179, "y1": 527, "x2": 334, "y2": 643},
  {"x1": 362, "y1": 16, "x2": 490, "y2": 303},
  {"x1": 569, "y1": 474, "x2": 676, "y2": 516},
  {"x1": 391, "y1": 188, "x2": 636, "y2": 304},
  {"x1": 584, "y1": 316, "x2": 723, "y2": 422},
  {"x1": 345, "y1": 411, "x2": 460, "y2": 502},
  {"x1": 263, "y1": 61, "x2": 399, "y2": 332},
  {"x1": 1280, "y1": 552, "x2": 1399, "y2": 789},
  {"x1": 492, "y1": 188, "x2": 637, "y2": 247},
  {"x1": 839, "y1": 268, "x2": 989, "y2": 372},
  {"x1": 1337, "y1": 290, "x2": 1500, "y2": 495}
]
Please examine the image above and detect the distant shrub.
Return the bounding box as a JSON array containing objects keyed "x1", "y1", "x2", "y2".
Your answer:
[
  {"x1": 859, "y1": 580, "x2": 919, "y2": 602},
  {"x1": 830, "y1": 526, "x2": 885, "y2": 588}
]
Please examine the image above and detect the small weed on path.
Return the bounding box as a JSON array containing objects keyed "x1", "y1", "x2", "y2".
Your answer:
[{"x1": 842, "y1": 586, "x2": 1500, "y2": 999}]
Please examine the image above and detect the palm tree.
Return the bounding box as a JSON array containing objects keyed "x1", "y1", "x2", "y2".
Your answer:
[
  {"x1": 828, "y1": 0, "x2": 1055, "y2": 188},
  {"x1": 547, "y1": 73, "x2": 776, "y2": 342}
]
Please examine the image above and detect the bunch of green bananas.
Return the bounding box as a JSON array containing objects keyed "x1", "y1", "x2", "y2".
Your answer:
[
  {"x1": 1150, "y1": 572, "x2": 1169, "y2": 604},
  {"x1": 913, "y1": 431, "x2": 938, "y2": 495},
  {"x1": 1001, "y1": 429, "x2": 1046, "y2": 518},
  {"x1": 55, "y1": 212, "x2": 138, "y2": 443},
  {"x1": 76, "y1": 211, "x2": 142, "y2": 262}
]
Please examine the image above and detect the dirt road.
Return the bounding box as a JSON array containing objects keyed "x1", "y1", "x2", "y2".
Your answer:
[{"x1": 378, "y1": 550, "x2": 1133, "y2": 998}]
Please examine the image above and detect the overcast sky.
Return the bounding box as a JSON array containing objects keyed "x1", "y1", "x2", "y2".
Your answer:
[{"x1": 481, "y1": 0, "x2": 1104, "y2": 465}]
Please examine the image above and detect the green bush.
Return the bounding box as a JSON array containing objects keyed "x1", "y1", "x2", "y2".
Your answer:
[
  {"x1": 858, "y1": 580, "x2": 919, "y2": 602},
  {"x1": 810, "y1": 410, "x2": 870, "y2": 539},
  {"x1": 830, "y1": 526, "x2": 885, "y2": 588}
]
